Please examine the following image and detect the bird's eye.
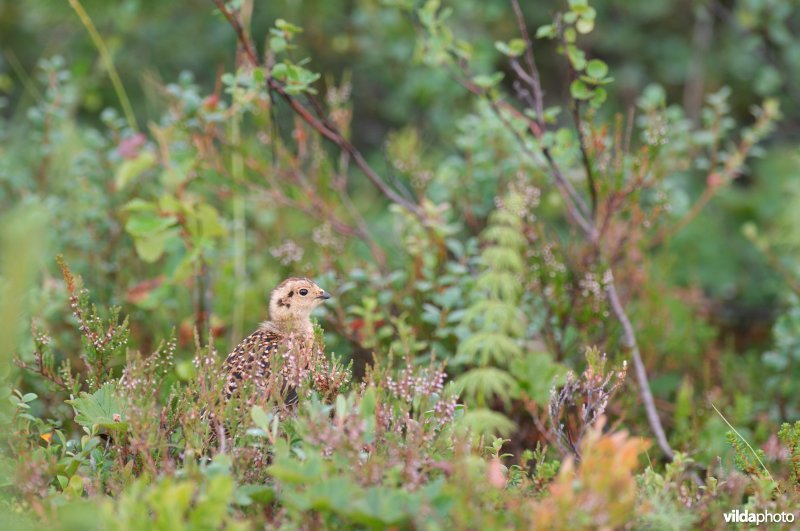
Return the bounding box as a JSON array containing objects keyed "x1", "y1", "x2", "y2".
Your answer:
[{"x1": 299, "y1": 288, "x2": 309, "y2": 296}]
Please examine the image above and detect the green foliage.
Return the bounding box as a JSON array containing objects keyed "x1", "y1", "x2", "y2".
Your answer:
[
  {"x1": 2, "y1": 0, "x2": 800, "y2": 527},
  {"x1": 763, "y1": 295, "x2": 800, "y2": 414},
  {"x1": 726, "y1": 430, "x2": 771, "y2": 481},
  {"x1": 548, "y1": 0, "x2": 609, "y2": 108},
  {"x1": 510, "y1": 352, "x2": 568, "y2": 406},
  {"x1": 636, "y1": 453, "x2": 701, "y2": 530},
  {"x1": 455, "y1": 190, "x2": 527, "y2": 432},
  {"x1": 105, "y1": 463, "x2": 245, "y2": 531},
  {"x1": 67, "y1": 383, "x2": 128, "y2": 434},
  {"x1": 777, "y1": 421, "x2": 800, "y2": 488}
]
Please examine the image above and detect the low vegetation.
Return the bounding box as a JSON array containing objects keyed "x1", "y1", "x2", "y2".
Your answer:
[{"x1": 2, "y1": 0, "x2": 800, "y2": 528}]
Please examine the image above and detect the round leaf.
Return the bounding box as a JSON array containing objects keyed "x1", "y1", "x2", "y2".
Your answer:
[{"x1": 586, "y1": 59, "x2": 608, "y2": 80}]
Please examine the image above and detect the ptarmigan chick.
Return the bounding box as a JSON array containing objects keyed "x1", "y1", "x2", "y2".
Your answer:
[{"x1": 222, "y1": 277, "x2": 330, "y2": 402}]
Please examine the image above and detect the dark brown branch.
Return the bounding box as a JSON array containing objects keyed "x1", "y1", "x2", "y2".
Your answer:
[
  {"x1": 510, "y1": 0, "x2": 544, "y2": 129},
  {"x1": 212, "y1": 0, "x2": 425, "y2": 221}
]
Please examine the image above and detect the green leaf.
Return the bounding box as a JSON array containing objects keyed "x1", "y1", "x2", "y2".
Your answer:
[
  {"x1": 335, "y1": 394, "x2": 348, "y2": 419},
  {"x1": 590, "y1": 86, "x2": 607, "y2": 108},
  {"x1": 189, "y1": 475, "x2": 234, "y2": 528},
  {"x1": 268, "y1": 453, "x2": 324, "y2": 485},
  {"x1": 510, "y1": 352, "x2": 569, "y2": 404},
  {"x1": 275, "y1": 18, "x2": 302, "y2": 35},
  {"x1": 252, "y1": 67, "x2": 266, "y2": 84},
  {"x1": 115, "y1": 150, "x2": 156, "y2": 190},
  {"x1": 586, "y1": 59, "x2": 608, "y2": 80},
  {"x1": 66, "y1": 383, "x2": 128, "y2": 433},
  {"x1": 235, "y1": 484, "x2": 275, "y2": 506},
  {"x1": 360, "y1": 387, "x2": 376, "y2": 418},
  {"x1": 122, "y1": 198, "x2": 157, "y2": 213},
  {"x1": 271, "y1": 63, "x2": 288, "y2": 79},
  {"x1": 457, "y1": 408, "x2": 516, "y2": 437},
  {"x1": 542, "y1": 106, "x2": 562, "y2": 124},
  {"x1": 270, "y1": 36, "x2": 287, "y2": 54},
  {"x1": 455, "y1": 367, "x2": 520, "y2": 405},
  {"x1": 535, "y1": 24, "x2": 556, "y2": 39},
  {"x1": 472, "y1": 72, "x2": 504, "y2": 89},
  {"x1": 196, "y1": 204, "x2": 226, "y2": 239},
  {"x1": 251, "y1": 405, "x2": 272, "y2": 431},
  {"x1": 494, "y1": 38, "x2": 526, "y2": 58},
  {"x1": 570, "y1": 79, "x2": 592, "y2": 100},
  {"x1": 576, "y1": 17, "x2": 594, "y2": 34},
  {"x1": 158, "y1": 194, "x2": 182, "y2": 213},
  {"x1": 348, "y1": 486, "x2": 419, "y2": 526},
  {"x1": 566, "y1": 45, "x2": 586, "y2": 70},
  {"x1": 65, "y1": 475, "x2": 84, "y2": 497},
  {"x1": 133, "y1": 228, "x2": 179, "y2": 263},
  {"x1": 272, "y1": 62, "x2": 321, "y2": 94},
  {"x1": 125, "y1": 211, "x2": 177, "y2": 237}
]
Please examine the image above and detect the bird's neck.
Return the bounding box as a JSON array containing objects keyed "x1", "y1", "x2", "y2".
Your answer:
[{"x1": 260, "y1": 315, "x2": 314, "y2": 342}]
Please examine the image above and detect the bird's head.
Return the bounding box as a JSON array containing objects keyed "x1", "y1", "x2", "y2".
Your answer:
[{"x1": 267, "y1": 277, "x2": 331, "y2": 335}]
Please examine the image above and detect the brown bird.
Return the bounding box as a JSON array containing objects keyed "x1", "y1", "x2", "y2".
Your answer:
[{"x1": 222, "y1": 277, "x2": 331, "y2": 402}]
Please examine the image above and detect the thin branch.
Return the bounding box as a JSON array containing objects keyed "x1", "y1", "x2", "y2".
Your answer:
[
  {"x1": 650, "y1": 102, "x2": 775, "y2": 249},
  {"x1": 510, "y1": 0, "x2": 544, "y2": 129},
  {"x1": 211, "y1": 0, "x2": 425, "y2": 221},
  {"x1": 511, "y1": 0, "x2": 597, "y2": 219},
  {"x1": 572, "y1": 101, "x2": 598, "y2": 219},
  {"x1": 452, "y1": 59, "x2": 593, "y2": 229},
  {"x1": 486, "y1": 95, "x2": 595, "y2": 237},
  {"x1": 605, "y1": 279, "x2": 674, "y2": 459}
]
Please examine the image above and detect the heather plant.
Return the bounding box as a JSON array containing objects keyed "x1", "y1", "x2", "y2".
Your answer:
[
  {"x1": 778, "y1": 421, "x2": 800, "y2": 490},
  {"x1": 2, "y1": 268, "x2": 568, "y2": 529},
  {"x1": 548, "y1": 347, "x2": 626, "y2": 460}
]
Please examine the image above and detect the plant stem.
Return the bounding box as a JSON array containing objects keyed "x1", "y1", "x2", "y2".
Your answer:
[
  {"x1": 68, "y1": 0, "x2": 139, "y2": 132},
  {"x1": 606, "y1": 279, "x2": 674, "y2": 459}
]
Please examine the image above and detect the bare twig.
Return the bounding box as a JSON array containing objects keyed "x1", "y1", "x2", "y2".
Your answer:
[
  {"x1": 510, "y1": 0, "x2": 544, "y2": 129},
  {"x1": 605, "y1": 279, "x2": 674, "y2": 459}
]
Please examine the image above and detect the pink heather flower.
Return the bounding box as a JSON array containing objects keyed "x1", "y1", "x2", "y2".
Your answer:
[{"x1": 117, "y1": 133, "x2": 147, "y2": 159}]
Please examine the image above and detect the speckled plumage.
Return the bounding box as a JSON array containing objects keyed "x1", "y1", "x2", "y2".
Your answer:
[{"x1": 222, "y1": 327, "x2": 283, "y2": 400}]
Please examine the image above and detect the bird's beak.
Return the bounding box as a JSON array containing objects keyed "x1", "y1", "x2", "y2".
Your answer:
[{"x1": 317, "y1": 291, "x2": 331, "y2": 300}]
